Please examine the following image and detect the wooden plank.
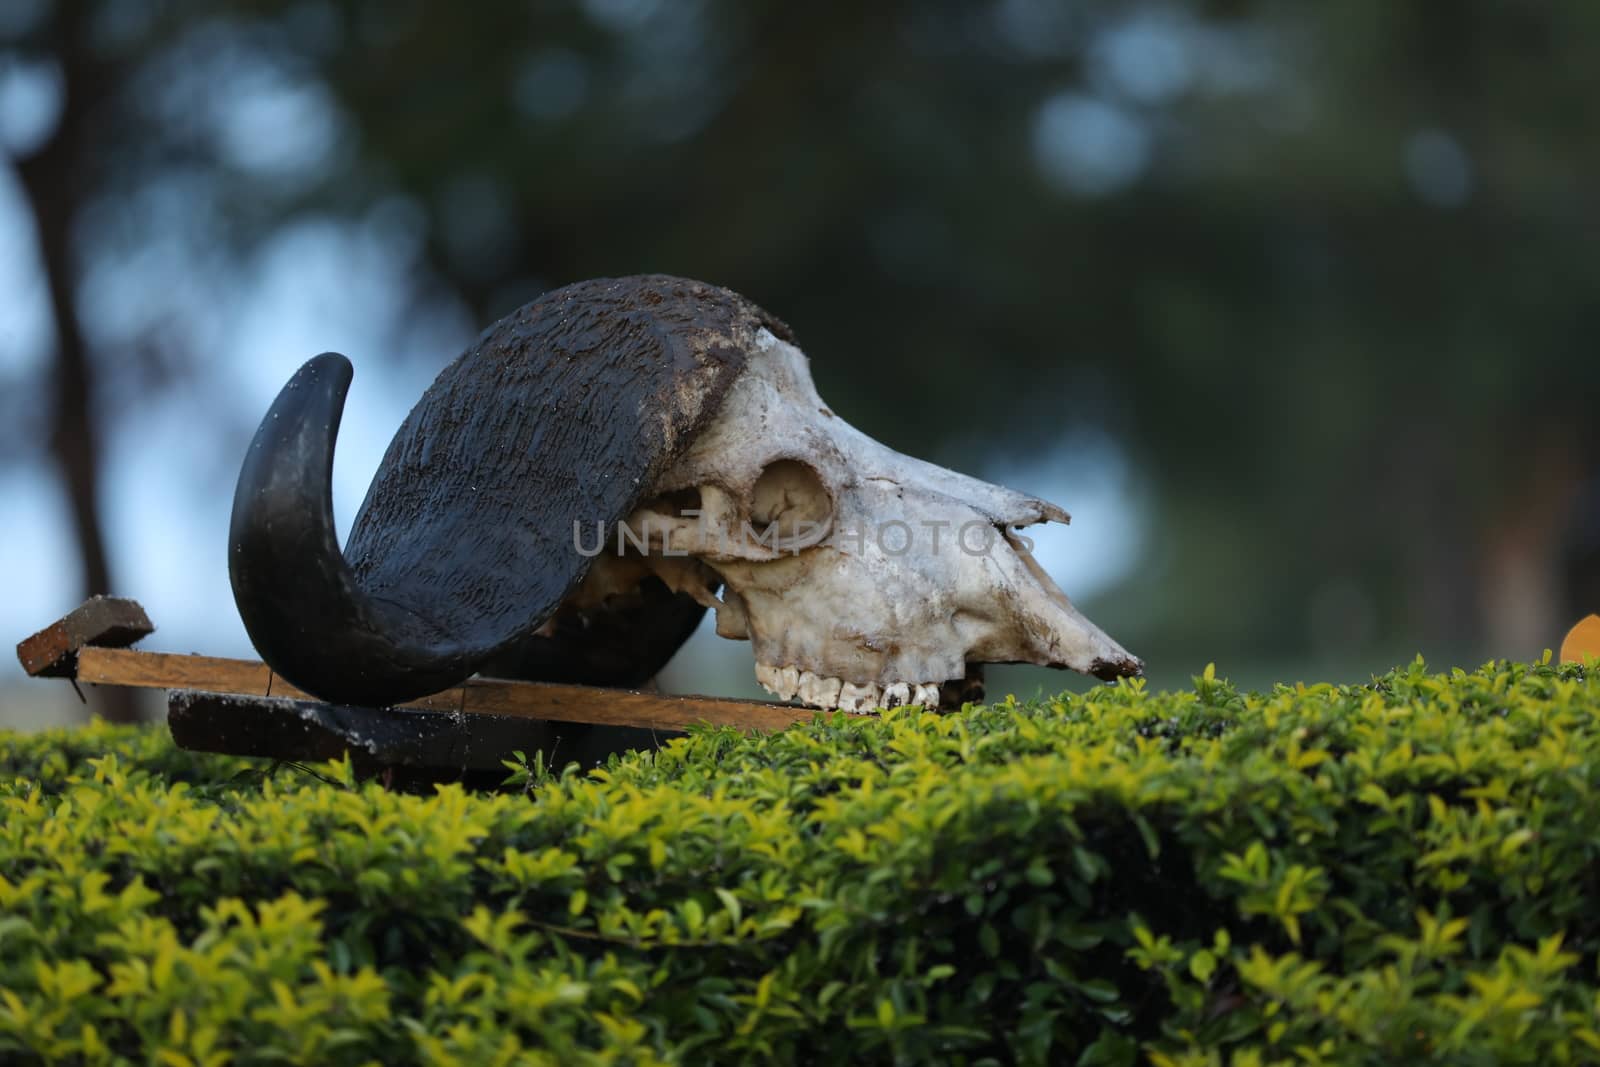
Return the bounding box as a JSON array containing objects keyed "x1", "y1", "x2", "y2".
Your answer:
[
  {"x1": 76, "y1": 646, "x2": 810, "y2": 733},
  {"x1": 16, "y1": 597, "x2": 155, "y2": 677},
  {"x1": 455, "y1": 680, "x2": 808, "y2": 733},
  {"x1": 77, "y1": 648, "x2": 278, "y2": 697}
]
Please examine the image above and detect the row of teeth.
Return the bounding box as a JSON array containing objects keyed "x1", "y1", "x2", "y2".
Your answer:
[{"x1": 755, "y1": 664, "x2": 941, "y2": 713}]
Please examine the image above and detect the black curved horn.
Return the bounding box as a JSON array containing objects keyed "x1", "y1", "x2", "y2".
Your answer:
[
  {"x1": 229, "y1": 353, "x2": 476, "y2": 705},
  {"x1": 229, "y1": 276, "x2": 792, "y2": 707}
]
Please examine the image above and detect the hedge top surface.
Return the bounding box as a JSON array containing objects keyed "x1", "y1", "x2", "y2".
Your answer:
[{"x1": 2, "y1": 657, "x2": 1598, "y2": 1066}]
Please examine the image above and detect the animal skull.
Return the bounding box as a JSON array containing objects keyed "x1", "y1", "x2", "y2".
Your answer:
[
  {"x1": 589, "y1": 328, "x2": 1142, "y2": 711},
  {"x1": 230, "y1": 275, "x2": 1140, "y2": 713}
]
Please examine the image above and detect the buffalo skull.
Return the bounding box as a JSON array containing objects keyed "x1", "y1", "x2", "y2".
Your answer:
[{"x1": 230, "y1": 275, "x2": 1140, "y2": 711}]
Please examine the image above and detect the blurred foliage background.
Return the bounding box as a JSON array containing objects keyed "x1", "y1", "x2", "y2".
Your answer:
[{"x1": 2, "y1": 0, "x2": 1597, "y2": 725}]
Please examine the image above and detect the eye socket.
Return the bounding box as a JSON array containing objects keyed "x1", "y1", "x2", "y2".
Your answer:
[{"x1": 748, "y1": 458, "x2": 833, "y2": 548}]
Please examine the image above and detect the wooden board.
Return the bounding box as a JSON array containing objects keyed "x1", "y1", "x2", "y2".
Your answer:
[
  {"x1": 16, "y1": 597, "x2": 154, "y2": 677},
  {"x1": 75, "y1": 646, "x2": 809, "y2": 734}
]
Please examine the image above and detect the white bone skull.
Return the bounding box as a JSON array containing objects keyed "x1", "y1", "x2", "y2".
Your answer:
[{"x1": 589, "y1": 328, "x2": 1141, "y2": 712}]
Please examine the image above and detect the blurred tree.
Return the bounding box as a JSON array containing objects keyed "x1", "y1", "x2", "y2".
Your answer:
[
  {"x1": 4, "y1": 0, "x2": 1597, "y2": 693},
  {"x1": 13, "y1": 2, "x2": 108, "y2": 601},
  {"x1": 10, "y1": 1, "x2": 130, "y2": 717}
]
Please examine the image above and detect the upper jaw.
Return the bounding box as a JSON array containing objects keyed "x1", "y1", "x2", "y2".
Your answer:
[
  {"x1": 754, "y1": 651, "x2": 1141, "y2": 714},
  {"x1": 754, "y1": 662, "x2": 944, "y2": 712}
]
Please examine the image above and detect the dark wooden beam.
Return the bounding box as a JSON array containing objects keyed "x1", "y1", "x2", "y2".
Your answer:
[{"x1": 167, "y1": 689, "x2": 668, "y2": 786}]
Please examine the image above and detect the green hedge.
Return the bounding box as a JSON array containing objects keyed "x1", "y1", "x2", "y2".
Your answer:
[{"x1": 3, "y1": 658, "x2": 1599, "y2": 1065}]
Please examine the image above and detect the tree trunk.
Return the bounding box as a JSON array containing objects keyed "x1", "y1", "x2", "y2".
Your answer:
[{"x1": 15, "y1": 4, "x2": 137, "y2": 722}]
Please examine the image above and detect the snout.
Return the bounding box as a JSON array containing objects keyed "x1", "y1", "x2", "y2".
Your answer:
[{"x1": 985, "y1": 527, "x2": 1143, "y2": 681}]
